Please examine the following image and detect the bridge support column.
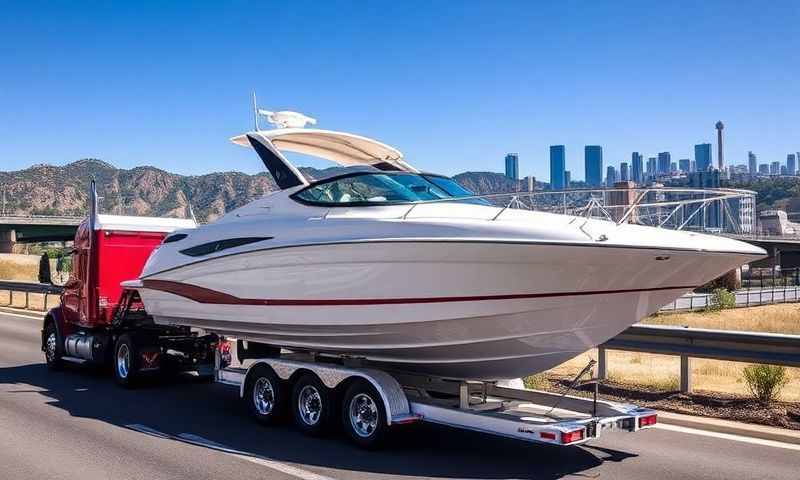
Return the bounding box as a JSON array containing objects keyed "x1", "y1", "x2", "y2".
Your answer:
[{"x1": 0, "y1": 229, "x2": 16, "y2": 253}]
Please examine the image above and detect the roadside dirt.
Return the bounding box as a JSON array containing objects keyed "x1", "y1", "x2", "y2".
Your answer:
[{"x1": 543, "y1": 374, "x2": 800, "y2": 431}]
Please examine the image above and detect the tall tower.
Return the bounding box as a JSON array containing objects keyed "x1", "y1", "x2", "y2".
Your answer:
[{"x1": 715, "y1": 121, "x2": 725, "y2": 170}]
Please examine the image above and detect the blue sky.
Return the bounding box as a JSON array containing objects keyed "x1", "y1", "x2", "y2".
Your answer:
[{"x1": 1, "y1": 1, "x2": 798, "y2": 180}]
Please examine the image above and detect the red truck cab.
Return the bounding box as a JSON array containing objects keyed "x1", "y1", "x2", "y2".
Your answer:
[
  {"x1": 41, "y1": 184, "x2": 213, "y2": 386},
  {"x1": 61, "y1": 214, "x2": 194, "y2": 328}
]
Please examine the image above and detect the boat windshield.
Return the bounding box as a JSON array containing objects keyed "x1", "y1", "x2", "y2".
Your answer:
[{"x1": 293, "y1": 172, "x2": 458, "y2": 205}]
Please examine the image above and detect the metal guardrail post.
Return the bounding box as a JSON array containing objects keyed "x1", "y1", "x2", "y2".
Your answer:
[
  {"x1": 680, "y1": 355, "x2": 693, "y2": 394},
  {"x1": 597, "y1": 347, "x2": 608, "y2": 380}
]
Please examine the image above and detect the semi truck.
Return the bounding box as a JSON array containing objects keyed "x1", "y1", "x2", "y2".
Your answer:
[{"x1": 42, "y1": 181, "x2": 657, "y2": 449}]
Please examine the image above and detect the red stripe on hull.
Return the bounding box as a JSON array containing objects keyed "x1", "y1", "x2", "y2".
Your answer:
[{"x1": 140, "y1": 279, "x2": 693, "y2": 306}]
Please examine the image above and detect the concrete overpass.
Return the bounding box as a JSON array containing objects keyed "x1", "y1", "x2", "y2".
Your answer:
[{"x1": 0, "y1": 215, "x2": 83, "y2": 253}]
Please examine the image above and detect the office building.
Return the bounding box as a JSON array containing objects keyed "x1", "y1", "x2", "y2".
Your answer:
[
  {"x1": 781, "y1": 165, "x2": 788, "y2": 175},
  {"x1": 564, "y1": 170, "x2": 571, "y2": 187},
  {"x1": 620, "y1": 162, "x2": 629, "y2": 182},
  {"x1": 657, "y1": 152, "x2": 671, "y2": 175},
  {"x1": 585, "y1": 145, "x2": 603, "y2": 187},
  {"x1": 606, "y1": 165, "x2": 617, "y2": 187},
  {"x1": 504, "y1": 153, "x2": 519, "y2": 180},
  {"x1": 670, "y1": 162, "x2": 677, "y2": 173},
  {"x1": 631, "y1": 152, "x2": 643, "y2": 184},
  {"x1": 679, "y1": 159, "x2": 691, "y2": 172},
  {"x1": 759, "y1": 163, "x2": 769, "y2": 175},
  {"x1": 788, "y1": 154, "x2": 797, "y2": 175},
  {"x1": 695, "y1": 143, "x2": 712, "y2": 172},
  {"x1": 549, "y1": 145, "x2": 566, "y2": 190},
  {"x1": 647, "y1": 157, "x2": 657, "y2": 178},
  {"x1": 771, "y1": 161, "x2": 780, "y2": 175},
  {"x1": 748, "y1": 152, "x2": 757, "y2": 175}
]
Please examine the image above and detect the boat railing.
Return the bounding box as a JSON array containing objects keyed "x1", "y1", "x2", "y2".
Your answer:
[{"x1": 399, "y1": 187, "x2": 757, "y2": 236}]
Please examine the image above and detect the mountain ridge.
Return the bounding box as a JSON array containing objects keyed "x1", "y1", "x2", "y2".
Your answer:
[{"x1": 0, "y1": 159, "x2": 543, "y2": 221}]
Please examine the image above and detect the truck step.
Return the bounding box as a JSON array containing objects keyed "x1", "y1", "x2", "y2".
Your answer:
[{"x1": 61, "y1": 356, "x2": 88, "y2": 365}]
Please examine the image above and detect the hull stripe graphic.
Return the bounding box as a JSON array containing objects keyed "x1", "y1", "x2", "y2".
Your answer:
[{"x1": 140, "y1": 279, "x2": 694, "y2": 306}]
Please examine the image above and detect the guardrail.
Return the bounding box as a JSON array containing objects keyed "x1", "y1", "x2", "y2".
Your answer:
[
  {"x1": 0, "y1": 281, "x2": 63, "y2": 311},
  {"x1": 599, "y1": 324, "x2": 800, "y2": 393}
]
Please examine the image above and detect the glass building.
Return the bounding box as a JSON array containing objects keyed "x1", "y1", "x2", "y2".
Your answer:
[
  {"x1": 657, "y1": 152, "x2": 671, "y2": 174},
  {"x1": 620, "y1": 162, "x2": 629, "y2": 182},
  {"x1": 678, "y1": 159, "x2": 691, "y2": 172},
  {"x1": 504, "y1": 153, "x2": 519, "y2": 180},
  {"x1": 788, "y1": 154, "x2": 796, "y2": 175},
  {"x1": 695, "y1": 144, "x2": 712, "y2": 172},
  {"x1": 549, "y1": 145, "x2": 566, "y2": 190},
  {"x1": 631, "y1": 152, "x2": 643, "y2": 184},
  {"x1": 584, "y1": 145, "x2": 603, "y2": 187},
  {"x1": 748, "y1": 152, "x2": 757, "y2": 175}
]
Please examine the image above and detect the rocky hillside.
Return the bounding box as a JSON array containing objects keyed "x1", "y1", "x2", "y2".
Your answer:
[{"x1": 0, "y1": 159, "x2": 545, "y2": 222}]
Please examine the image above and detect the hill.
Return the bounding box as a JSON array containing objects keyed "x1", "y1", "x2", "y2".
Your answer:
[{"x1": 0, "y1": 160, "x2": 540, "y2": 221}]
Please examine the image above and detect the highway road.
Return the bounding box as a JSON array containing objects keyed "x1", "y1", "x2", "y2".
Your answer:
[{"x1": 1, "y1": 309, "x2": 798, "y2": 480}]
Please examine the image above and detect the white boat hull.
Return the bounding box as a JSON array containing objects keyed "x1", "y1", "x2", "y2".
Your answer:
[{"x1": 137, "y1": 241, "x2": 756, "y2": 379}]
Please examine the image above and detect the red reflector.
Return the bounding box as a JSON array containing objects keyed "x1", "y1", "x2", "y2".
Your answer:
[
  {"x1": 539, "y1": 431, "x2": 557, "y2": 440},
  {"x1": 638, "y1": 414, "x2": 658, "y2": 428},
  {"x1": 561, "y1": 429, "x2": 585, "y2": 444}
]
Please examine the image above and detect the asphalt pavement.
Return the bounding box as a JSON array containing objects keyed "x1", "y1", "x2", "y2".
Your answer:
[{"x1": 1, "y1": 309, "x2": 798, "y2": 480}]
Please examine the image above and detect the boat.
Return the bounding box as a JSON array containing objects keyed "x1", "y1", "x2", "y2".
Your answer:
[{"x1": 124, "y1": 110, "x2": 766, "y2": 380}]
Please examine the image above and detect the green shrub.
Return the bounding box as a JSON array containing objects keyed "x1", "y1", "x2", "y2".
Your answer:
[
  {"x1": 706, "y1": 288, "x2": 736, "y2": 311},
  {"x1": 743, "y1": 364, "x2": 788, "y2": 404},
  {"x1": 523, "y1": 373, "x2": 547, "y2": 390}
]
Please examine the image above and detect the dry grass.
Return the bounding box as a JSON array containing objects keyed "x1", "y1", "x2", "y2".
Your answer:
[
  {"x1": 547, "y1": 304, "x2": 800, "y2": 402},
  {"x1": 0, "y1": 254, "x2": 39, "y2": 282},
  {"x1": 644, "y1": 304, "x2": 800, "y2": 335}
]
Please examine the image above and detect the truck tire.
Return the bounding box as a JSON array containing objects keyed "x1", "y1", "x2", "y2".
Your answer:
[
  {"x1": 290, "y1": 373, "x2": 334, "y2": 436},
  {"x1": 341, "y1": 379, "x2": 388, "y2": 449},
  {"x1": 43, "y1": 321, "x2": 63, "y2": 370},
  {"x1": 114, "y1": 334, "x2": 139, "y2": 388},
  {"x1": 244, "y1": 365, "x2": 286, "y2": 425}
]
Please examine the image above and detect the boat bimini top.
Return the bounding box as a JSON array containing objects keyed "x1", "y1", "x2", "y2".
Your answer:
[{"x1": 230, "y1": 105, "x2": 418, "y2": 189}]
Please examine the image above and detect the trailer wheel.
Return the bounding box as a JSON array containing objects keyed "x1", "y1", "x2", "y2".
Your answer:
[
  {"x1": 244, "y1": 365, "x2": 285, "y2": 424},
  {"x1": 291, "y1": 373, "x2": 334, "y2": 435},
  {"x1": 114, "y1": 334, "x2": 139, "y2": 388},
  {"x1": 43, "y1": 321, "x2": 63, "y2": 370},
  {"x1": 341, "y1": 379, "x2": 388, "y2": 449}
]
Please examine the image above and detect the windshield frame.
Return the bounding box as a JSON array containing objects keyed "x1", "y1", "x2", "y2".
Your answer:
[{"x1": 290, "y1": 171, "x2": 463, "y2": 207}]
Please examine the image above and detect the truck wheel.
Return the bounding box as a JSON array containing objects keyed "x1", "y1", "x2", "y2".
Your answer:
[
  {"x1": 341, "y1": 379, "x2": 388, "y2": 449},
  {"x1": 244, "y1": 365, "x2": 285, "y2": 424},
  {"x1": 291, "y1": 373, "x2": 334, "y2": 436},
  {"x1": 114, "y1": 334, "x2": 139, "y2": 388},
  {"x1": 43, "y1": 321, "x2": 63, "y2": 370}
]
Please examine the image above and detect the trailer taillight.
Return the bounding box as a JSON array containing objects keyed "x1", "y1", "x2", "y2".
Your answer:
[
  {"x1": 638, "y1": 414, "x2": 657, "y2": 428},
  {"x1": 560, "y1": 429, "x2": 585, "y2": 444}
]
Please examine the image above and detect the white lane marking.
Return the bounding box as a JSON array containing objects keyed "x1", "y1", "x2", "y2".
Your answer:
[
  {"x1": 177, "y1": 433, "x2": 337, "y2": 480},
  {"x1": 0, "y1": 309, "x2": 44, "y2": 320},
  {"x1": 655, "y1": 423, "x2": 800, "y2": 452},
  {"x1": 124, "y1": 424, "x2": 336, "y2": 480}
]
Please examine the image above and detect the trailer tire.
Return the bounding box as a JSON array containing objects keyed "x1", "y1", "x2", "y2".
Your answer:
[
  {"x1": 291, "y1": 373, "x2": 334, "y2": 436},
  {"x1": 114, "y1": 334, "x2": 139, "y2": 388},
  {"x1": 43, "y1": 321, "x2": 63, "y2": 370},
  {"x1": 245, "y1": 365, "x2": 285, "y2": 425},
  {"x1": 341, "y1": 379, "x2": 388, "y2": 449}
]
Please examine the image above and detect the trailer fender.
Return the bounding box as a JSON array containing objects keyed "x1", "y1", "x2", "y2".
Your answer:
[{"x1": 245, "y1": 359, "x2": 412, "y2": 425}]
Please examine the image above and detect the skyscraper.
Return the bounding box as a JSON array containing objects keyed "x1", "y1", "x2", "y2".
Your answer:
[
  {"x1": 715, "y1": 121, "x2": 725, "y2": 170},
  {"x1": 647, "y1": 157, "x2": 657, "y2": 178},
  {"x1": 504, "y1": 153, "x2": 519, "y2": 180},
  {"x1": 695, "y1": 143, "x2": 712, "y2": 172},
  {"x1": 679, "y1": 159, "x2": 690, "y2": 172},
  {"x1": 759, "y1": 163, "x2": 769, "y2": 175},
  {"x1": 564, "y1": 170, "x2": 571, "y2": 187},
  {"x1": 606, "y1": 165, "x2": 617, "y2": 187},
  {"x1": 788, "y1": 154, "x2": 797, "y2": 175},
  {"x1": 748, "y1": 151, "x2": 757, "y2": 175},
  {"x1": 620, "y1": 162, "x2": 629, "y2": 182},
  {"x1": 585, "y1": 145, "x2": 603, "y2": 186},
  {"x1": 549, "y1": 145, "x2": 566, "y2": 190},
  {"x1": 770, "y1": 161, "x2": 780, "y2": 175},
  {"x1": 631, "y1": 152, "x2": 643, "y2": 184},
  {"x1": 657, "y1": 152, "x2": 671, "y2": 175}
]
